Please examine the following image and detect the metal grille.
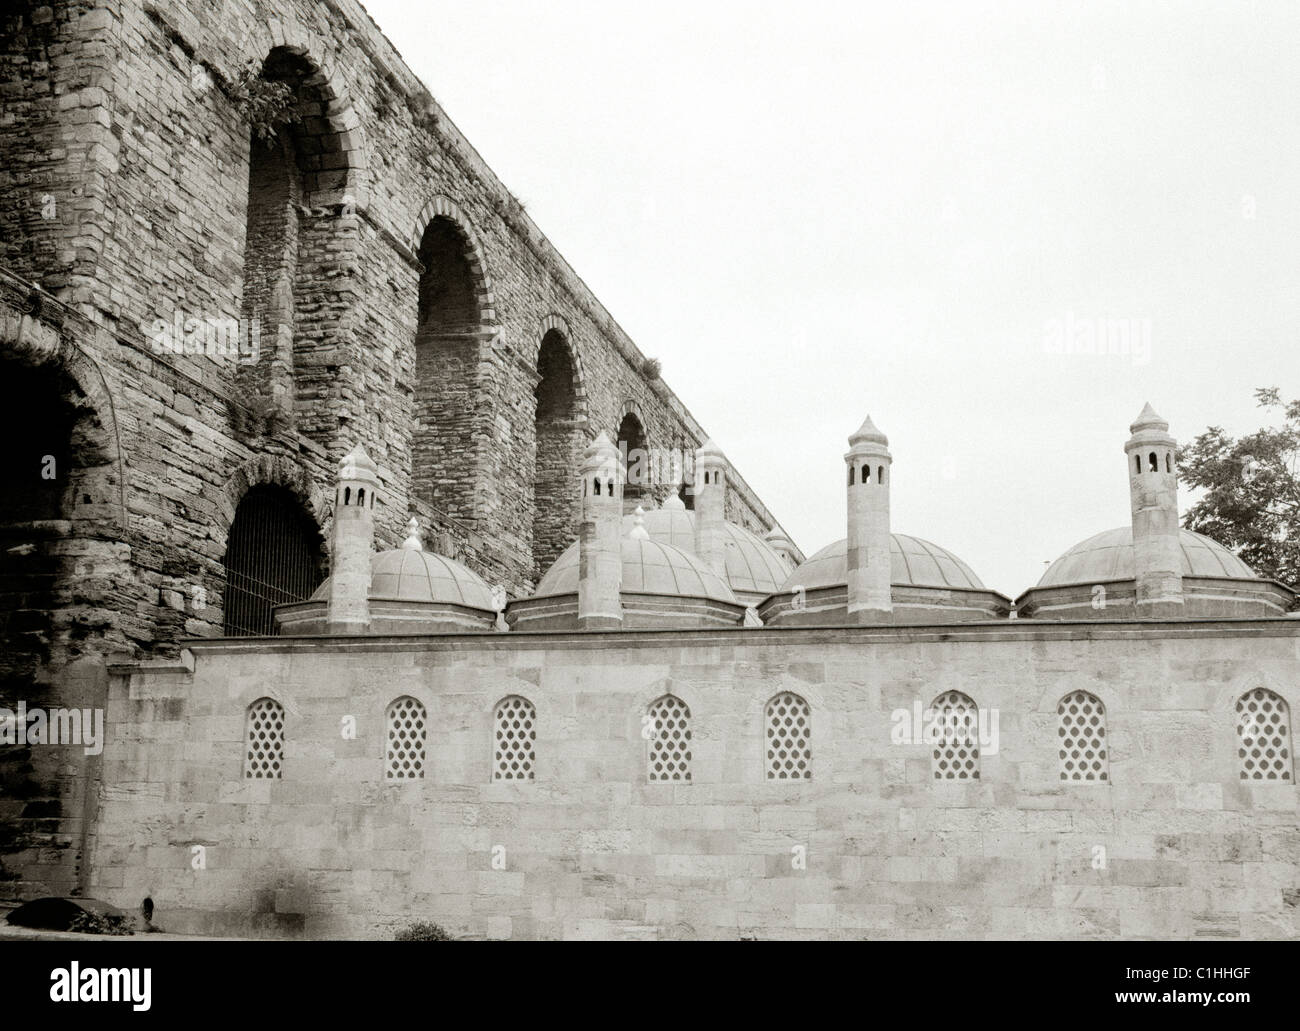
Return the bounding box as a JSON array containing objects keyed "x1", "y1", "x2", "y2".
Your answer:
[{"x1": 223, "y1": 485, "x2": 324, "y2": 636}]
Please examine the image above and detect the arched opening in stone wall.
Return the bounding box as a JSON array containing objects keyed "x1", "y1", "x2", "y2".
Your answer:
[
  {"x1": 0, "y1": 353, "x2": 125, "y2": 892},
  {"x1": 221, "y1": 484, "x2": 325, "y2": 636},
  {"x1": 237, "y1": 47, "x2": 352, "y2": 438},
  {"x1": 532, "y1": 329, "x2": 581, "y2": 582},
  {"x1": 617, "y1": 412, "x2": 649, "y2": 509},
  {"x1": 414, "y1": 215, "x2": 483, "y2": 524},
  {"x1": 0, "y1": 356, "x2": 126, "y2": 681}
]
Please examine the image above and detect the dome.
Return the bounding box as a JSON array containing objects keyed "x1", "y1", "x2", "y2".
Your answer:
[
  {"x1": 535, "y1": 535, "x2": 737, "y2": 604},
  {"x1": 309, "y1": 546, "x2": 496, "y2": 609},
  {"x1": 778, "y1": 534, "x2": 987, "y2": 592},
  {"x1": 1037, "y1": 527, "x2": 1257, "y2": 587},
  {"x1": 536, "y1": 500, "x2": 788, "y2": 600}
]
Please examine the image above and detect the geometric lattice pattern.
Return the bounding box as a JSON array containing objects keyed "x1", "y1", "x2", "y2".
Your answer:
[
  {"x1": 765, "y1": 692, "x2": 811, "y2": 780},
  {"x1": 385, "y1": 696, "x2": 426, "y2": 780},
  {"x1": 1236, "y1": 688, "x2": 1292, "y2": 781},
  {"x1": 244, "y1": 697, "x2": 285, "y2": 779},
  {"x1": 931, "y1": 690, "x2": 980, "y2": 780},
  {"x1": 493, "y1": 696, "x2": 536, "y2": 780},
  {"x1": 1058, "y1": 691, "x2": 1108, "y2": 781},
  {"x1": 647, "y1": 695, "x2": 692, "y2": 782}
]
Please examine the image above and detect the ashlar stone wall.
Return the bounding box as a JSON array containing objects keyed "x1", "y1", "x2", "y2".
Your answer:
[{"x1": 90, "y1": 620, "x2": 1300, "y2": 940}]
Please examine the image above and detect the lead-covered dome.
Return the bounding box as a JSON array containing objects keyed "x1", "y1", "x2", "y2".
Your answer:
[
  {"x1": 309, "y1": 546, "x2": 496, "y2": 608},
  {"x1": 534, "y1": 535, "x2": 736, "y2": 604},
  {"x1": 1016, "y1": 525, "x2": 1293, "y2": 619},
  {"x1": 591, "y1": 496, "x2": 791, "y2": 602},
  {"x1": 509, "y1": 520, "x2": 745, "y2": 631},
  {"x1": 759, "y1": 534, "x2": 1010, "y2": 624},
  {"x1": 777, "y1": 534, "x2": 986, "y2": 592},
  {"x1": 274, "y1": 521, "x2": 499, "y2": 635},
  {"x1": 1037, "y1": 526, "x2": 1256, "y2": 586}
]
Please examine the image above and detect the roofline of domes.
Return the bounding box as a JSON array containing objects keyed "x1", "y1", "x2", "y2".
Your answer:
[
  {"x1": 762, "y1": 581, "x2": 1014, "y2": 604},
  {"x1": 1014, "y1": 573, "x2": 1298, "y2": 606},
  {"x1": 508, "y1": 588, "x2": 745, "y2": 609}
]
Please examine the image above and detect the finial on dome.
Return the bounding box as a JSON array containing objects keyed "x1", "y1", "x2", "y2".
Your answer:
[
  {"x1": 402, "y1": 516, "x2": 423, "y2": 551},
  {"x1": 629, "y1": 505, "x2": 650, "y2": 539},
  {"x1": 848, "y1": 414, "x2": 888, "y2": 446},
  {"x1": 1129, "y1": 402, "x2": 1169, "y2": 435}
]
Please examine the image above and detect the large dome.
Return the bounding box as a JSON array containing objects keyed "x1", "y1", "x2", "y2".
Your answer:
[
  {"x1": 1037, "y1": 527, "x2": 1256, "y2": 587},
  {"x1": 535, "y1": 535, "x2": 737, "y2": 604},
  {"x1": 310, "y1": 546, "x2": 496, "y2": 608},
  {"x1": 778, "y1": 534, "x2": 987, "y2": 592},
  {"x1": 602, "y1": 498, "x2": 791, "y2": 599}
]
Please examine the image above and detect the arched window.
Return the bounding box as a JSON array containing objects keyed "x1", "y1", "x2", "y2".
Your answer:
[
  {"x1": 1236, "y1": 688, "x2": 1292, "y2": 781},
  {"x1": 493, "y1": 696, "x2": 536, "y2": 780},
  {"x1": 617, "y1": 412, "x2": 648, "y2": 502},
  {"x1": 414, "y1": 215, "x2": 484, "y2": 523},
  {"x1": 1148, "y1": 451, "x2": 1158, "y2": 472},
  {"x1": 244, "y1": 698, "x2": 285, "y2": 779},
  {"x1": 1058, "y1": 691, "x2": 1108, "y2": 781},
  {"x1": 1165, "y1": 452, "x2": 1172, "y2": 473},
  {"x1": 222, "y1": 484, "x2": 324, "y2": 636},
  {"x1": 765, "y1": 692, "x2": 811, "y2": 780},
  {"x1": 647, "y1": 695, "x2": 692, "y2": 782},
  {"x1": 931, "y1": 690, "x2": 980, "y2": 780},
  {"x1": 1134, "y1": 455, "x2": 1142, "y2": 474},
  {"x1": 878, "y1": 465, "x2": 885, "y2": 485},
  {"x1": 533, "y1": 329, "x2": 582, "y2": 581},
  {"x1": 385, "y1": 696, "x2": 427, "y2": 780}
]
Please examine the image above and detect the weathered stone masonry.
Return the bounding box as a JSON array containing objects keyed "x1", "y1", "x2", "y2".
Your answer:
[
  {"x1": 96, "y1": 622, "x2": 1300, "y2": 940},
  {"x1": 0, "y1": 0, "x2": 797, "y2": 896}
]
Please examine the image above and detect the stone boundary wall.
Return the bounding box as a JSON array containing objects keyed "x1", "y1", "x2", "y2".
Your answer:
[{"x1": 88, "y1": 621, "x2": 1300, "y2": 939}]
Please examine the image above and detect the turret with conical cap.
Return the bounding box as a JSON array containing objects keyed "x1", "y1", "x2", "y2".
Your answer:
[
  {"x1": 1124, "y1": 403, "x2": 1183, "y2": 617},
  {"x1": 845, "y1": 414, "x2": 892, "y2": 623},
  {"x1": 578, "y1": 432, "x2": 624, "y2": 628},
  {"x1": 328, "y1": 442, "x2": 380, "y2": 633}
]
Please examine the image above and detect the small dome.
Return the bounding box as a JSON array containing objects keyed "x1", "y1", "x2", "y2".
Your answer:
[
  {"x1": 311, "y1": 547, "x2": 496, "y2": 609},
  {"x1": 537, "y1": 505, "x2": 790, "y2": 599},
  {"x1": 779, "y1": 534, "x2": 986, "y2": 591},
  {"x1": 534, "y1": 536, "x2": 736, "y2": 604},
  {"x1": 1037, "y1": 527, "x2": 1256, "y2": 587}
]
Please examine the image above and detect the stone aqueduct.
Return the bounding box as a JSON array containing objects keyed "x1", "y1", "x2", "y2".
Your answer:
[{"x1": 0, "y1": 0, "x2": 793, "y2": 895}]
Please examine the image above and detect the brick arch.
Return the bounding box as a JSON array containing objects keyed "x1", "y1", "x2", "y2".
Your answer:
[
  {"x1": 410, "y1": 195, "x2": 498, "y2": 326},
  {"x1": 255, "y1": 26, "x2": 367, "y2": 205},
  {"x1": 214, "y1": 453, "x2": 332, "y2": 554},
  {"x1": 535, "y1": 314, "x2": 589, "y2": 421}
]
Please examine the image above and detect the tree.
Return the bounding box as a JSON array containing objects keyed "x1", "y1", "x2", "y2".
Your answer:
[{"x1": 1178, "y1": 388, "x2": 1300, "y2": 588}]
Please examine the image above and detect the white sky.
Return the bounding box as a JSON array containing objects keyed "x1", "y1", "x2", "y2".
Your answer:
[{"x1": 364, "y1": 0, "x2": 1300, "y2": 598}]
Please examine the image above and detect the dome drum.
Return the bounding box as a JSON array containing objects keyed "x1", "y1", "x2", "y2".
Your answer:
[
  {"x1": 758, "y1": 582, "x2": 1011, "y2": 626},
  {"x1": 1016, "y1": 527, "x2": 1296, "y2": 620}
]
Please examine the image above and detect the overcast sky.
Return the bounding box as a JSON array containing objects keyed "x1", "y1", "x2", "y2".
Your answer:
[{"x1": 364, "y1": 0, "x2": 1300, "y2": 598}]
